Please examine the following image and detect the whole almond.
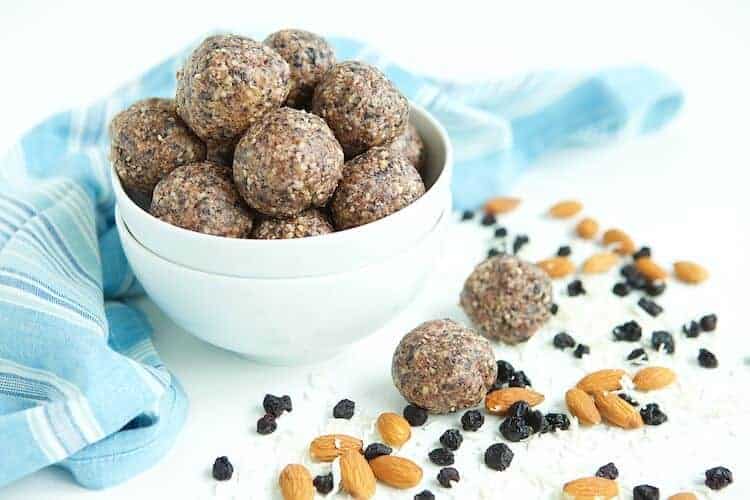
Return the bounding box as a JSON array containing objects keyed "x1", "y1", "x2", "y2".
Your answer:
[
  {"x1": 376, "y1": 412, "x2": 411, "y2": 447},
  {"x1": 594, "y1": 391, "x2": 643, "y2": 429},
  {"x1": 635, "y1": 257, "x2": 668, "y2": 281},
  {"x1": 602, "y1": 228, "x2": 636, "y2": 255},
  {"x1": 279, "y1": 464, "x2": 314, "y2": 500},
  {"x1": 485, "y1": 387, "x2": 544, "y2": 414},
  {"x1": 309, "y1": 434, "x2": 363, "y2": 462},
  {"x1": 582, "y1": 252, "x2": 619, "y2": 274},
  {"x1": 549, "y1": 200, "x2": 583, "y2": 218},
  {"x1": 668, "y1": 493, "x2": 698, "y2": 500},
  {"x1": 537, "y1": 256, "x2": 576, "y2": 278},
  {"x1": 565, "y1": 388, "x2": 601, "y2": 426},
  {"x1": 674, "y1": 261, "x2": 709, "y2": 284},
  {"x1": 633, "y1": 366, "x2": 677, "y2": 391},
  {"x1": 484, "y1": 196, "x2": 521, "y2": 215},
  {"x1": 576, "y1": 217, "x2": 599, "y2": 239},
  {"x1": 576, "y1": 369, "x2": 627, "y2": 394},
  {"x1": 562, "y1": 477, "x2": 619, "y2": 500},
  {"x1": 340, "y1": 449, "x2": 376, "y2": 499},
  {"x1": 369, "y1": 455, "x2": 422, "y2": 489}
]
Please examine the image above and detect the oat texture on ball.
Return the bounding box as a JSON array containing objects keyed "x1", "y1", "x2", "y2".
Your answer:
[
  {"x1": 312, "y1": 61, "x2": 408, "y2": 158},
  {"x1": 150, "y1": 162, "x2": 253, "y2": 238},
  {"x1": 109, "y1": 98, "x2": 206, "y2": 194},
  {"x1": 392, "y1": 319, "x2": 497, "y2": 413},
  {"x1": 252, "y1": 209, "x2": 334, "y2": 240},
  {"x1": 175, "y1": 34, "x2": 290, "y2": 144},
  {"x1": 264, "y1": 29, "x2": 336, "y2": 109},
  {"x1": 330, "y1": 147, "x2": 425, "y2": 230},
  {"x1": 233, "y1": 107, "x2": 344, "y2": 217},
  {"x1": 389, "y1": 122, "x2": 427, "y2": 172},
  {"x1": 460, "y1": 254, "x2": 553, "y2": 344}
]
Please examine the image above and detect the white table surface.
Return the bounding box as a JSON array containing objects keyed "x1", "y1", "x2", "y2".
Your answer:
[{"x1": 1, "y1": 1, "x2": 749, "y2": 498}]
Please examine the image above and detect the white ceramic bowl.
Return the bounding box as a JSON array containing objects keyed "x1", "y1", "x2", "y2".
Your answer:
[
  {"x1": 113, "y1": 103, "x2": 452, "y2": 278},
  {"x1": 117, "y1": 207, "x2": 448, "y2": 364}
]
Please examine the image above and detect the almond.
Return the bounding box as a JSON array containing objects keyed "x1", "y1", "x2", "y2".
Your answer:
[
  {"x1": 633, "y1": 366, "x2": 677, "y2": 391},
  {"x1": 562, "y1": 477, "x2": 619, "y2": 500},
  {"x1": 484, "y1": 196, "x2": 521, "y2": 215},
  {"x1": 594, "y1": 391, "x2": 643, "y2": 429},
  {"x1": 537, "y1": 256, "x2": 576, "y2": 278},
  {"x1": 279, "y1": 464, "x2": 314, "y2": 500},
  {"x1": 582, "y1": 252, "x2": 619, "y2": 274},
  {"x1": 376, "y1": 412, "x2": 411, "y2": 447},
  {"x1": 309, "y1": 434, "x2": 363, "y2": 462},
  {"x1": 369, "y1": 455, "x2": 422, "y2": 489},
  {"x1": 549, "y1": 200, "x2": 583, "y2": 218},
  {"x1": 576, "y1": 369, "x2": 627, "y2": 394},
  {"x1": 668, "y1": 493, "x2": 698, "y2": 500},
  {"x1": 565, "y1": 388, "x2": 601, "y2": 426},
  {"x1": 340, "y1": 449, "x2": 376, "y2": 499},
  {"x1": 674, "y1": 261, "x2": 709, "y2": 284},
  {"x1": 485, "y1": 387, "x2": 544, "y2": 414},
  {"x1": 635, "y1": 257, "x2": 668, "y2": 281},
  {"x1": 602, "y1": 228, "x2": 636, "y2": 255},
  {"x1": 576, "y1": 217, "x2": 599, "y2": 239}
]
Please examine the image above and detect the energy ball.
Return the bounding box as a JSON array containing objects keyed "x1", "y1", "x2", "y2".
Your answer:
[
  {"x1": 252, "y1": 209, "x2": 333, "y2": 240},
  {"x1": 392, "y1": 319, "x2": 497, "y2": 413},
  {"x1": 263, "y1": 29, "x2": 336, "y2": 109},
  {"x1": 150, "y1": 162, "x2": 252, "y2": 238},
  {"x1": 175, "y1": 34, "x2": 290, "y2": 144},
  {"x1": 312, "y1": 61, "x2": 408, "y2": 158},
  {"x1": 109, "y1": 98, "x2": 206, "y2": 194},
  {"x1": 389, "y1": 123, "x2": 426, "y2": 172},
  {"x1": 460, "y1": 254, "x2": 553, "y2": 344},
  {"x1": 233, "y1": 107, "x2": 343, "y2": 217},
  {"x1": 330, "y1": 147, "x2": 425, "y2": 230}
]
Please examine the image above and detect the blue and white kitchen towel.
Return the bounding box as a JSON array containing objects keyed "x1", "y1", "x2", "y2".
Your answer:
[{"x1": 0, "y1": 35, "x2": 682, "y2": 489}]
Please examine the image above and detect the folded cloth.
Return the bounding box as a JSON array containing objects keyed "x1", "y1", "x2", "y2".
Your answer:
[{"x1": 0, "y1": 35, "x2": 681, "y2": 489}]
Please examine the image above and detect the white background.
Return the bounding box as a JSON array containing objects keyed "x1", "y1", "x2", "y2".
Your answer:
[{"x1": 1, "y1": 1, "x2": 749, "y2": 498}]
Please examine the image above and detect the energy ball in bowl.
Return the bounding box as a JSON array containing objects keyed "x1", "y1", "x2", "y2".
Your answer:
[
  {"x1": 330, "y1": 147, "x2": 425, "y2": 230},
  {"x1": 175, "y1": 34, "x2": 290, "y2": 144},
  {"x1": 252, "y1": 209, "x2": 333, "y2": 240},
  {"x1": 312, "y1": 61, "x2": 408, "y2": 158},
  {"x1": 460, "y1": 254, "x2": 553, "y2": 344},
  {"x1": 233, "y1": 107, "x2": 344, "y2": 217},
  {"x1": 389, "y1": 123, "x2": 426, "y2": 172},
  {"x1": 263, "y1": 29, "x2": 336, "y2": 109},
  {"x1": 150, "y1": 162, "x2": 253, "y2": 238},
  {"x1": 392, "y1": 319, "x2": 497, "y2": 413},
  {"x1": 109, "y1": 98, "x2": 206, "y2": 194}
]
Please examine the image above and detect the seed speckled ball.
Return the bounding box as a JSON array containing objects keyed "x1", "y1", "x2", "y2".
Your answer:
[
  {"x1": 109, "y1": 98, "x2": 206, "y2": 194},
  {"x1": 150, "y1": 162, "x2": 252, "y2": 238},
  {"x1": 389, "y1": 123, "x2": 426, "y2": 172},
  {"x1": 263, "y1": 29, "x2": 336, "y2": 109},
  {"x1": 252, "y1": 209, "x2": 333, "y2": 240},
  {"x1": 312, "y1": 61, "x2": 408, "y2": 158},
  {"x1": 392, "y1": 319, "x2": 497, "y2": 414},
  {"x1": 460, "y1": 254, "x2": 553, "y2": 344},
  {"x1": 233, "y1": 107, "x2": 344, "y2": 217},
  {"x1": 330, "y1": 147, "x2": 425, "y2": 230},
  {"x1": 175, "y1": 34, "x2": 290, "y2": 144}
]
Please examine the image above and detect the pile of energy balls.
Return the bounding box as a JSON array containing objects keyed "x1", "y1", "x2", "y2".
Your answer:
[{"x1": 109, "y1": 30, "x2": 428, "y2": 239}]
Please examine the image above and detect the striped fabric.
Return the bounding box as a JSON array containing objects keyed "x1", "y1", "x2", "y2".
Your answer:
[{"x1": 0, "y1": 35, "x2": 681, "y2": 489}]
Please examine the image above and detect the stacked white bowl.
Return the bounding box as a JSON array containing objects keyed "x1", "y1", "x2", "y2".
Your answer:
[{"x1": 113, "y1": 104, "x2": 453, "y2": 365}]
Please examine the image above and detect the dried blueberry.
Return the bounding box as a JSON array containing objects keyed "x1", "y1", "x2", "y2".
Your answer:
[
  {"x1": 461, "y1": 410, "x2": 484, "y2": 431},
  {"x1": 573, "y1": 344, "x2": 590, "y2": 358},
  {"x1": 437, "y1": 467, "x2": 460, "y2": 488},
  {"x1": 263, "y1": 394, "x2": 292, "y2": 418},
  {"x1": 618, "y1": 393, "x2": 639, "y2": 406},
  {"x1": 499, "y1": 416, "x2": 532, "y2": 442},
  {"x1": 595, "y1": 462, "x2": 619, "y2": 480},
  {"x1": 645, "y1": 280, "x2": 666, "y2": 297},
  {"x1": 414, "y1": 490, "x2": 435, "y2": 500},
  {"x1": 627, "y1": 348, "x2": 648, "y2": 363},
  {"x1": 461, "y1": 210, "x2": 474, "y2": 221},
  {"x1": 513, "y1": 234, "x2": 529, "y2": 254},
  {"x1": 480, "y1": 213, "x2": 496, "y2": 226},
  {"x1": 700, "y1": 314, "x2": 718, "y2": 332},
  {"x1": 651, "y1": 330, "x2": 675, "y2": 354},
  {"x1": 428, "y1": 447, "x2": 454, "y2": 466},
  {"x1": 484, "y1": 443, "x2": 514, "y2": 471},
  {"x1": 488, "y1": 247, "x2": 502, "y2": 258},
  {"x1": 545, "y1": 413, "x2": 571, "y2": 431},
  {"x1": 633, "y1": 246, "x2": 651, "y2": 260},
  {"x1": 256, "y1": 414, "x2": 277, "y2": 435},
  {"x1": 638, "y1": 298, "x2": 663, "y2": 317},
  {"x1": 332, "y1": 399, "x2": 355, "y2": 419},
  {"x1": 633, "y1": 484, "x2": 659, "y2": 500},
  {"x1": 507, "y1": 400, "x2": 530, "y2": 418},
  {"x1": 496, "y1": 360, "x2": 515, "y2": 384},
  {"x1": 313, "y1": 473, "x2": 334, "y2": 494},
  {"x1": 683, "y1": 320, "x2": 701, "y2": 338},
  {"x1": 567, "y1": 279, "x2": 586, "y2": 296},
  {"x1": 212, "y1": 456, "x2": 233, "y2": 481},
  {"x1": 698, "y1": 348, "x2": 718, "y2": 368},
  {"x1": 705, "y1": 466, "x2": 733, "y2": 490},
  {"x1": 640, "y1": 403, "x2": 668, "y2": 425},
  {"x1": 494, "y1": 226, "x2": 508, "y2": 238},
  {"x1": 403, "y1": 404, "x2": 428, "y2": 427},
  {"x1": 526, "y1": 410, "x2": 548, "y2": 434},
  {"x1": 550, "y1": 303, "x2": 559, "y2": 315},
  {"x1": 439, "y1": 429, "x2": 463, "y2": 451},
  {"x1": 612, "y1": 282, "x2": 630, "y2": 297},
  {"x1": 621, "y1": 263, "x2": 639, "y2": 279},
  {"x1": 613, "y1": 320, "x2": 642, "y2": 342},
  {"x1": 363, "y1": 442, "x2": 392, "y2": 461},
  {"x1": 508, "y1": 370, "x2": 532, "y2": 388},
  {"x1": 553, "y1": 332, "x2": 576, "y2": 349},
  {"x1": 557, "y1": 245, "x2": 572, "y2": 257}
]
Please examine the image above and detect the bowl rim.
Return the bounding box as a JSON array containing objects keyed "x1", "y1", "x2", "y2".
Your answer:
[{"x1": 112, "y1": 102, "x2": 453, "y2": 249}]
